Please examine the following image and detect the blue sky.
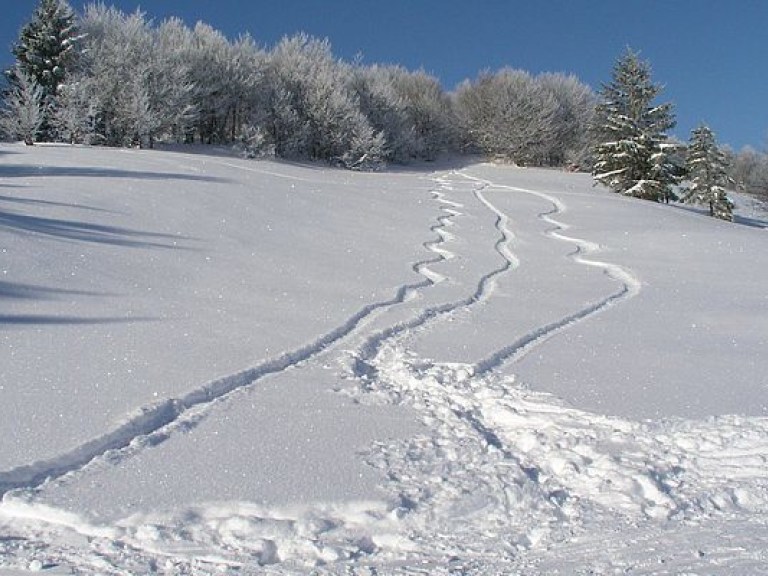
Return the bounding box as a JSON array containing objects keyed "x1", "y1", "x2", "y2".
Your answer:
[{"x1": 2, "y1": 1, "x2": 766, "y2": 150}]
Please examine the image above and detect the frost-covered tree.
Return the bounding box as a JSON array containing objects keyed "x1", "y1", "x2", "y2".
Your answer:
[
  {"x1": 454, "y1": 69, "x2": 592, "y2": 167},
  {"x1": 728, "y1": 146, "x2": 768, "y2": 200},
  {"x1": 537, "y1": 73, "x2": 595, "y2": 168},
  {"x1": 349, "y1": 65, "x2": 411, "y2": 163},
  {"x1": 592, "y1": 49, "x2": 679, "y2": 201},
  {"x1": 682, "y1": 124, "x2": 734, "y2": 221},
  {"x1": 389, "y1": 67, "x2": 456, "y2": 161},
  {"x1": 70, "y1": 6, "x2": 198, "y2": 147},
  {"x1": 0, "y1": 66, "x2": 45, "y2": 144},
  {"x1": 50, "y1": 77, "x2": 97, "y2": 143},
  {"x1": 71, "y1": 5, "x2": 149, "y2": 146},
  {"x1": 6, "y1": 3, "x2": 609, "y2": 172},
  {"x1": 149, "y1": 18, "x2": 199, "y2": 144},
  {"x1": 456, "y1": 69, "x2": 556, "y2": 163},
  {"x1": 259, "y1": 34, "x2": 385, "y2": 167},
  {"x1": 10, "y1": 0, "x2": 81, "y2": 140},
  {"x1": 185, "y1": 23, "x2": 265, "y2": 144}
]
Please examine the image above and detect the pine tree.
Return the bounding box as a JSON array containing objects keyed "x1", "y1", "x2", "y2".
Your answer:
[
  {"x1": 682, "y1": 124, "x2": 734, "y2": 221},
  {"x1": 10, "y1": 0, "x2": 80, "y2": 140},
  {"x1": 592, "y1": 49, "x2": 679, "y2": 202}
]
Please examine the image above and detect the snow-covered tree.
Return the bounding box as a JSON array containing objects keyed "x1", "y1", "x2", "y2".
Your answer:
[
  {"x1": 537, "y1": 73, "x2": 596, "y2": 168},
  {"x1": 260, "y1": 34, "x2": 386, "y2": 167},
  {"x1": 728, "y1": 146, "x2": 768, "y2": 200},
  {"x1": 592, "y1": 49, "x2": 679, "y2": 202},
  {"x1": 184, "y1": 23, "x2": 265, "y2": 144},
  {"x1": 50, "y1": 77, "x2": 97, "y2": 143},
  {"x1": 349, "y1": 65, "x2": 411, "y2": 163},
  {"x1": 454, "y1": 69, "x2": 592, "y2": 167},
  {"x1": 71, "y1": 6, "x2": 198, "y2": 147},
  {"x1": 456, "y1": 69, "x2": 553, "y2": 162},
  {"x1": 0, "y1": 66, "x2": 45, "y2": 145},
  {"x1": 4, "y1": 2, "x2": 610, "y2": 173},
  {"x1": 682, "y1": 124, "x2": 734, "y2": 221},
  {"x1": 149, "y1": 18, "x2": 199, "y2": 144},
  {"x1": 389, "y1": 67, "x2": 456, "y2": 161},
  {"x1": 10, "y1": 0, "x2": 81, "y2": 140},
  {"x1": 71, "y1": 5, "x2": 148, "y2": 146}
]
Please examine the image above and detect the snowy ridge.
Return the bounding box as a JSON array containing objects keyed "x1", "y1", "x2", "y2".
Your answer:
[{"x1": 0, "y1": 177, "x2": 464, "y2": 497}]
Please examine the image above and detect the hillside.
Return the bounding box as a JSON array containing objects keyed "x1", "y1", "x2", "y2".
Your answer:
[{"x1": 1, "y1": 144, "x2": 767, "y2": 574}]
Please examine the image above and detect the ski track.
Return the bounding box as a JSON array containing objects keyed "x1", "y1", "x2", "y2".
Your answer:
[
  {"x1": 346, "y1": 171, "x2": 520, "y2": 382},
  {"x1": 0, "y1": 176, "x2": 461, "y2": 498},
  {"x1": 349, "y1": 168, "x2": 640, "y2": 383},
  {"x1": 456, "y1": 171, "x2": 642, "y2": 374},
  {"x1": 411, "y1": 177, "x2": 462, "y2": 286}
]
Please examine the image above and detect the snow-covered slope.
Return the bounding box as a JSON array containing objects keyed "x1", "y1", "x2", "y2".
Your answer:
[{"x1": 1, "y1": 144, "x2": 767, "y2": 574}]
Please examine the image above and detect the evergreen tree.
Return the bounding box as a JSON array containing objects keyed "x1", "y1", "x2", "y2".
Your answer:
[
  {"x1": 592, "y1": 49, "x2": 679, "y2": 202},
  {"x1": 682, "y1": 124, "x2": 734, "y2": 221},
  {"x1": 10, "y1": 0, "x2": 81, "y2": 140}
]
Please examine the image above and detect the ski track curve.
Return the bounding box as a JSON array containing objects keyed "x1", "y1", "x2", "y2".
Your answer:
[
  {"x1": 456, "y1": 171, "x2": 642, "y2": 375},
  {"x1": 350, "y1": 168, "x2": 640, "y2": 382},
  {"x1": 347, "y1": 171, "x2": 519, "y2": 380},
  {"x1": 0, "y1": 176, "x2": 461, "y2": 498},
  {"x1": 412, "y1": 177, "x2": 462, "y2": 285}
]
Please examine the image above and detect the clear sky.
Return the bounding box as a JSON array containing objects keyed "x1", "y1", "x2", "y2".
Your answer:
[{"x1": 2, "y1": 0, "x2": 766, "y2": 150}]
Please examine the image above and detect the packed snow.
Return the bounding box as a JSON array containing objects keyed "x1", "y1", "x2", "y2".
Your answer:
[{"x1": 1, "y1": 144, "x2": 767, "y2": 574}]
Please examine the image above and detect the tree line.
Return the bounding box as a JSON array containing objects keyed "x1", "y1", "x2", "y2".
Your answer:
[
  {"x1": 0, "y1": 1, "x2": 593, "y2": 171},
  {"x1": 2, "y1": 0, "x2": 766, "y2": 220}
]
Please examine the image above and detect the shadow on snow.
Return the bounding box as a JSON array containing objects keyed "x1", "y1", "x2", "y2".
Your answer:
[
  {"x1": 0, "y1": 193, "x2": 120, "y2": 214},
  {"x1": 0, "y1": 163, "x2": 232, "y2": 183},
  {"x1": 0, "y1": 280, "x2": 112, "y2": 301},
  {"x1": 734, "y1": 213, "x2": 768, "y2": 229},
  {"x1": 0, "y1": 314, "x2": 157, "y2": 327},
  {"x1": 0, "y1": 209, "x2": 193, "y2": 248}
]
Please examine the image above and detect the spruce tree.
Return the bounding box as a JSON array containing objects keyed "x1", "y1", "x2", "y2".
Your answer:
[
  {"x1": 9, "y1": 0, "x2": 80, "y2": 140},
  {"x1": 682, "y1": 124, "x2": 734, "y2": 221},
  {"x1": 592, "y1": 49, "x2": 679, "y2": 202}
]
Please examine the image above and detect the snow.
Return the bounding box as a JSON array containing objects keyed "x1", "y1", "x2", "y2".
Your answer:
[{"x1": 1, "y1": 143, "x2": 768, "y2": 574}]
